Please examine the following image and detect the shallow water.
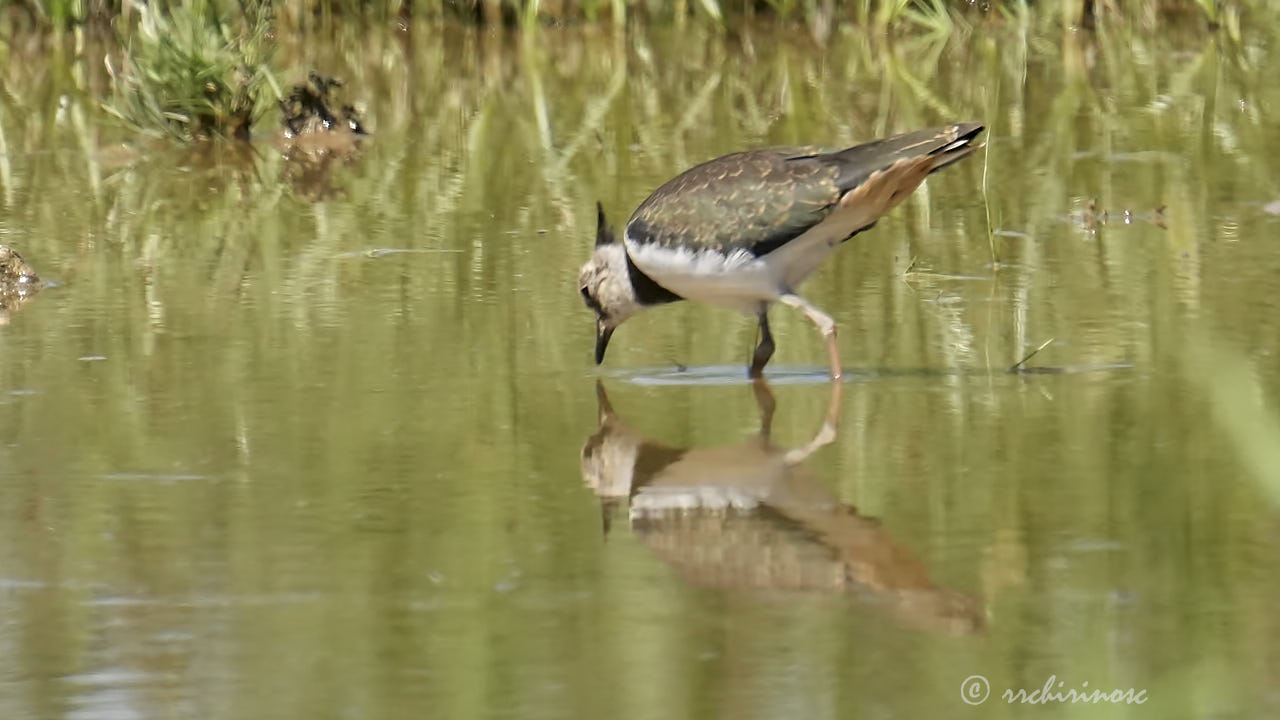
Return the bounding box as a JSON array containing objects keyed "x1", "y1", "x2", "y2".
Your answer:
[{"x1": 3, "y1": 19, "x2": 1280, "y2": 720}]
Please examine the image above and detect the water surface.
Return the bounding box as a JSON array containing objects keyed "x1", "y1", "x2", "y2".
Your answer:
[{"x1": 2, "y1": 20, "x2": 1280, "y2": 719}]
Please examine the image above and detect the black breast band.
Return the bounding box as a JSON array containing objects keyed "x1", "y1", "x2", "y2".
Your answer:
[{"x1": 625, "y1": 251, "x2": 683, "y2": 306}]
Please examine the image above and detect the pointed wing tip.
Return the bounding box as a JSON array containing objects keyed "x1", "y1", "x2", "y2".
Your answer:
[
  {"x1": 934, "y1": 123, "x2": 986, "y2": 155},
  {"x1": 950, "y1": 122, "x2": 985, "y2": 138}
]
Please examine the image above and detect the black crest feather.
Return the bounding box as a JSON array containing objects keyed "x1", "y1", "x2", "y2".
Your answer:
[{"x1": 595, "y1": 202, "x2": 616, "y2": 247}]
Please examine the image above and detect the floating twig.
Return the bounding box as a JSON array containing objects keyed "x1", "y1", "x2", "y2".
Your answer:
[{"x1": 1010, "y1": 337, "x2": 1055, "y2": 372}]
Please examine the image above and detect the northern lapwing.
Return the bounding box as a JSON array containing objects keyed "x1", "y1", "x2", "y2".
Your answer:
[{"x1": 579, "y1": 122, "x2": 984, "y2": 379}]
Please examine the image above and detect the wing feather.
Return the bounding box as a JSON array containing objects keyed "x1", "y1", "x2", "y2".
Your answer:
[
  {"x1": 625, "y1": 146, "x2": 841, "y2": 258},
  {"x1": 623, "y1": 124, "x2": 984, "y2": 260}
]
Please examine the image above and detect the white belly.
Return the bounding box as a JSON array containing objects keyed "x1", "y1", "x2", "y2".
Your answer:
[
  {"x1": 624, "y1": 242, "x2": 777, "y2": 314},
  {"x1": 625, "y1": 217, "x2": 850, "y2": 314}
]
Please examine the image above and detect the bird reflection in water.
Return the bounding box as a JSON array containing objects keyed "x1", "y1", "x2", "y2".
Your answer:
[{"x1": 580, "y1": 380, "x2": 984, "y2": 635}]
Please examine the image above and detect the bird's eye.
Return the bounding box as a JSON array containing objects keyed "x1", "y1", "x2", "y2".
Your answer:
[{"x1": 580, "y1": 287, "x2": 601, "y2": 313}]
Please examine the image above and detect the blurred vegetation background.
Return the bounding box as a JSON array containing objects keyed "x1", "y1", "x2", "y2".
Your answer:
[
  {"x1": 0, "y1": 0, "x2": 1271, "y2": 31},
  {"x1": 0, "y1": 0, "x2": 1275, "y2": 142}
]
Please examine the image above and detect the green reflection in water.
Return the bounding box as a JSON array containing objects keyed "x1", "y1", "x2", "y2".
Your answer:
[{"x1": 1, "y1": 17, "x2": 1280, "y2": 720}]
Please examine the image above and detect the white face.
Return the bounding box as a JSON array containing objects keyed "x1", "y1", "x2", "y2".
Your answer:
[{"x1": 577, "y1": 244, "x2": 641, "y2": 331}]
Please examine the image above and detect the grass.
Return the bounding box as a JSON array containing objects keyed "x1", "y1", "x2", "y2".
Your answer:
[
  {"x1": 102, "y1": 0, "x2": 279, "y2": 142},
  {"x1": 452, "y1": 0, "x2": 1273, "y2": 29},
  {"x1": 4, "y1": 0, "x2": 1274, "y2": 31},
  {"x1": 4, "y1": 0, "x2": 1270, "y2": 142}
]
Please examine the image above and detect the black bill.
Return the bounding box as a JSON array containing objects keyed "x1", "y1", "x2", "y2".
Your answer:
[{"x1": 595, "y1": 321, "x2": 615, "y2": 365}]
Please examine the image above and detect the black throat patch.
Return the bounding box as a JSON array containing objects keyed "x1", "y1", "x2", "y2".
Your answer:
[{"x1": 625, "y1": 252, "x2": 683, "y2": 307}]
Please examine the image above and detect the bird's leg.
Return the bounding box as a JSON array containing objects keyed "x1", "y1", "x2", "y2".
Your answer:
[
  {"x1": 750, "y1": 377, "x2": 777, "y2": 441},
  {"x1": 784, "y1": 379, "x2": 842, "y2": 465},
  {"x1": 779, "y1": 293, "x2": 842, "y2": 380},
  {"x1": 749, "y1": 307, "x2": 775, "y2": 379}
]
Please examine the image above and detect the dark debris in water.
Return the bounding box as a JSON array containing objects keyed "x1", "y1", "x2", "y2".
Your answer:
[
  {"x1": 1067, "y1": 199, "x2": 1168, "y2": 236},
  {"x1": 280, "y1": 72, "x2": 367, "y2": 138},
  {"x1": 0, "y1": 245, "x2": 41, "y2": 325},
  {"x1": 276, "y1": 72, "x2": 369, "y2": 202},
  {"x1": 0, "y1": 246, "x2": 37, "y2": 286}
]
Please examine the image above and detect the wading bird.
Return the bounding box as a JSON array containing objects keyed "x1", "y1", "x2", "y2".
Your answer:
[{"x1": 579, "y1": 123, "x2": 984, "y2": 379}]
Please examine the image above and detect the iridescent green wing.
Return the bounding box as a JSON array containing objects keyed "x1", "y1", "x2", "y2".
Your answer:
[
  {"x1": 624, "y1": 146, "x2": 843, "y2": 258},
  {"x1": 624, "y1": 124, "x2": 984, "y2": 258}
]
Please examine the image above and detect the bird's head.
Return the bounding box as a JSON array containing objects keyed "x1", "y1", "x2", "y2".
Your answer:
[{"x1": 579, "y1": 204, "x2": 643, "y2": 364}]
